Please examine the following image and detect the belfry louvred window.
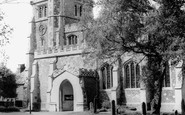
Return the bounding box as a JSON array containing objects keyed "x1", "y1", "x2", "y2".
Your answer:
[
  {"x1": 125, "y1": 61, "x2": 140, "y2": 88},
  {"x1": 64, "y1": 34, "x2": 78, "y2": 46},
  {"x1": 38, "y1": 4, "x2": 47, "y2": 18},
  {"x1": 74, "y1": 3, "x2": 83, "y2": 17}
]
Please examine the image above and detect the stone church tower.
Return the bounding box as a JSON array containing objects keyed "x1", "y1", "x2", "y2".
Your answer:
[{"x1": 29, "y1": 0, "x2": 98, "y2": 112}]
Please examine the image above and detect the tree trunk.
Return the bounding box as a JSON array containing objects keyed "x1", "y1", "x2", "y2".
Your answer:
[
  {"x1": 146, "y1": 57, "x2": 165, "y2": 115},
  {"x1": 151, "y1": 70, "x2": 165, "y2": 115}
]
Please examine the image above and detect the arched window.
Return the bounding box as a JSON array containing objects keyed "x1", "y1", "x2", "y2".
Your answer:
[
  {"x1": 38, "y1": 6, "x2": 43, "y2": 18},
  {"x1": 110, "y1": 66, "x2": 113, "y2": 87},
  {"x1": 136, "y1": 64, "x2": 140, "y2": 88},
  {"x1": 80, "y1": 5, "x2": 83, "y2": 16},
  {"x1": 102, "y1": 67, "x2": 106, "y2": 89},
  {"x1": 75, "y1": 5, "x2": 78, "y2": 16},
  {"x1": 101, "y1": 63, "x2": 113, "y2": 89},
  {"x1": 67, "y1": 35, "x2": 78, "y2": 46},
  {"x1": 125, "y1": 65, "x2": 130, "y2": 88},
  {"x1": 124, "y1": 61, "x2": 140, "y2": 88},
  {"x1": 38, "y1": 4, "x2": 47, "y2": 18},
  {"x1": 131, "y1": 62, "x2": 135, "y2": 88},
  {"x1": 68, "y1": 37, "x2": 72, "y2": 45},
  {"x1": 44, "y1": 5, "x2": 47, "y2": 17},
  {"x1": 74, "y1": 3, "x2": 83, "y2": 17}
]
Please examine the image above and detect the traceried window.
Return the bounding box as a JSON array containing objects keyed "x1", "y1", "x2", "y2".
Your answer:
[
  {"x1": 125, "y1": 61, "x2": 140, "y2": 88},
  {"x1": 163, "y1": 61, "x2": 170, "y2": 87},
  {"x1": 38, "y1": 4, "x2": 47, "y2": 18},
  {"x1": 101, "y1": 63, "x2": 113, "y2": 89},
  {"x1": 64, "y1": 34, "x2": 78, "y2": 46}
]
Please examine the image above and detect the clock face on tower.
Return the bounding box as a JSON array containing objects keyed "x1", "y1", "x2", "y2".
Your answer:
[{"x1": 39, "y1": 24, "x2": 47, "y2": 36}]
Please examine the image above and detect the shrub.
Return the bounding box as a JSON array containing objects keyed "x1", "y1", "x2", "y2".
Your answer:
[
  {"x1": 33, "y1": 102, "x2": 40, "y2": 111},
  {"x1": 6, "y1": 106, "x2": 20, "y2": 112},
  {"x1": 0, "y1": 106, "x2": 5, "y2": 112},
  {"x1": 102, "y1": 100, "x2": 111, "y2": 109},
  {"x1": 0, "y1": 106, "x2": 20, "y2": 112}
]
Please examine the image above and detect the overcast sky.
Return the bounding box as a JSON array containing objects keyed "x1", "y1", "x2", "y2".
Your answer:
[{"x1": 0, "y1": 0, "x2": 32, "y2": 72}]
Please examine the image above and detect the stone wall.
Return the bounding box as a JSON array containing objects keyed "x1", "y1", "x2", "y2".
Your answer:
[
  {"x1": 36, "y1": 58, "x2": 52, "y2": 110},
  {"x1": 57, "y1": 55, "x2": 96, "y2": 75},
  {"x1": 64, "y1": 0, "x2": 81, "y2": 24},
  {"x1": 35, "y1": 20, "x2": 48, "y2": 53},
  {"x1": 16, "y1": 85, "x2": 24, "y2": 100},
  {"x1": 161, "y1": 89, "x2": 175, "y2": 103},
  {"x1": 160, "y1": 63, "x2": 176, "y2": 112}
]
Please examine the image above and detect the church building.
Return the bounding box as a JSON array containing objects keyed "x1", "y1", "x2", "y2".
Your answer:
[{"x1": 27, "y1": 0, "x2": 183, "y2": 113}]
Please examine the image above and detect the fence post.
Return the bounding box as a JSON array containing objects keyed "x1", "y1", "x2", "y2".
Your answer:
[
  {"x1": 142, "y1": 102, "x2": 146, "y2": 115},
  {"x1": 112, "y1": 100, "x2": 116, "y2": 115}
]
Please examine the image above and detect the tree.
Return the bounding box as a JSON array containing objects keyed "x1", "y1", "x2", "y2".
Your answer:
[
  {"x1": 0, "y1": 10, "x2": 13, "y2": 65},
  {"x1": 80, "y1": 0, "x2": 185, "y2": 114},
  {"x1": 0, "y1": 65, "x2": 17, "y2": 98}
]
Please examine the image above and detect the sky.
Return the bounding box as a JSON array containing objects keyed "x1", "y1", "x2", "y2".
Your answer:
[
  {"x1": 0, "y1": 0, "x2": 32, "y2": 72},
  {"x1": 0, "y1": 0, "x2": 100, "y2": 73}
]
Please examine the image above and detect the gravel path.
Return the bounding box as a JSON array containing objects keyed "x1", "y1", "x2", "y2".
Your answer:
[{"x1": 0, "y1": 111, "x2": 111, "y2": 115}]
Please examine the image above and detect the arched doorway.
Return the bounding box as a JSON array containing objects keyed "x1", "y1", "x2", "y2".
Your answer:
[{"x1": 59, "y1": 80, "x2": 74, "y2": 111}]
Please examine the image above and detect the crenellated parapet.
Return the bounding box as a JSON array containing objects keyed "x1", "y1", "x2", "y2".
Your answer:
[
  {"x1": 79, "y1": 68, "x2": 97, "y2": 78},
  {"x1": 34, "y1": 44, "x2": 84, "y2": 59}
]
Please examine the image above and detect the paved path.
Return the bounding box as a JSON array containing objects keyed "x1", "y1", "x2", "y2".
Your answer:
[{"x1": 0, "y1": 111, "x2": 111, "y2": 115}]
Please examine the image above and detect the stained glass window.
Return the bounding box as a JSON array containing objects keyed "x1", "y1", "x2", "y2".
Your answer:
[
  {"x1": 125, "y1": 65, "x2": 130, "y2": 88},
  {"x1": 136, "y1": 64, "x2": 140, "y2": 88},
  {"x1": 125, "y1": 61, "x2": 140, "y2": 88},
  {"x1": 107, "y1": 65, "x2": 110, "y2": 89},
  {"x1": 102, "y1": 67, "x2": 106, "y2": 89},
  {"x1": 131, "y1": 62, "x2": 135, "y2": 88},
  {"x1": 101, "y1": 64, "x2": 113, "y2": 89},
  {"x1": 110, "y1": 66, "x2": 113, "y2": 87}
]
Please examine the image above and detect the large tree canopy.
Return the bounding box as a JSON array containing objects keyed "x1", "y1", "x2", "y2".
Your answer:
[
  {"x1": 81, "y1": 0, "x2": 185, "y2": 59},
  {"x1": 81, "y1": 0, "x2": 185, "y2": 114}
]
